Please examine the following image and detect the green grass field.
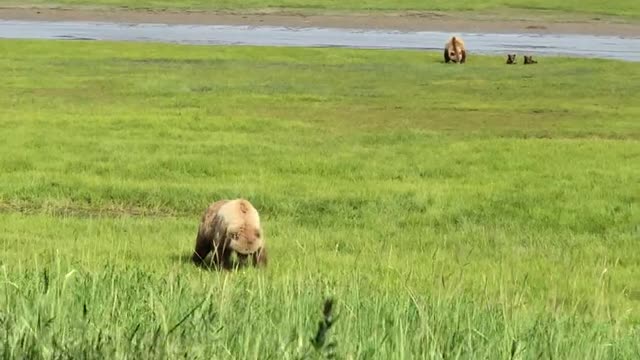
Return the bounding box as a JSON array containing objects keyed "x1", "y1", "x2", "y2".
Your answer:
[
  {"x1": 1, "y1": 39, "x2": 639, "y2": 358},
  {"x1": 4, "y1": 0, "x2": 640, "y2": 19}
]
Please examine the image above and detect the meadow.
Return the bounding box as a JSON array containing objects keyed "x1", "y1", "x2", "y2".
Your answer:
[
  {"x1": 3, "y1": 0, "x2": 640, "y2": 19},
  {"x1": 0, "y1": 39, "x2": 639, "y2": 358}
]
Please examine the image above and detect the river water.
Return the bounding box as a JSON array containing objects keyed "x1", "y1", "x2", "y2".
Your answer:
[{"x1": 1, "y1": 20, "x2": 639, "y2": 61}]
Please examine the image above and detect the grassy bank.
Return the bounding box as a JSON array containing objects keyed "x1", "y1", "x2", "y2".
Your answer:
[
  {"x1": 1, "y1": 39, "x2": 639, "y2": 358},
  {"x1": 2, "y1": 0, "x2": 640, "y2": 19}
]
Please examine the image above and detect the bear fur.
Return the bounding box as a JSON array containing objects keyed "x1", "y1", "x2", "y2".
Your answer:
[{"x1": 192, "y1": 198, "x2": 267, "y2": 270}]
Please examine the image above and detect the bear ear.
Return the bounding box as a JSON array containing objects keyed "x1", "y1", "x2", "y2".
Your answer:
[{"x1": 238, "y1": 201, "x2": 247, "y2": 213}]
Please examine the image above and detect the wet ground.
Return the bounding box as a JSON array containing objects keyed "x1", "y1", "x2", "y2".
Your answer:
[{"x1": 1, "y1": 19, "x2": 639, "y2": 61}]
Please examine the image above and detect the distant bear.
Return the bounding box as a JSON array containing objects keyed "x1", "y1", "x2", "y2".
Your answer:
[
  {"x1": 524, "y1": 55, "x2": 538, "y2": 64},
  {"x1": 192, "y1": 198, "x2": 267, "y2": 270},
  {"x1": 444, "y1": 36, "x2": 467, "y2": 64},
  {"x1": 506, "y1": 54, "x2": 517, "y2": 64}
]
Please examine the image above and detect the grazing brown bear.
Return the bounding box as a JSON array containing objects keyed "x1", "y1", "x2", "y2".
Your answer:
[
  {"x1": 506, "y1": 54, "x2": 517, "y2": 64},
  {"x1": 524, "y1": 55, "x2": 538, "y2": 64},
  {"x1": 444, "y1": 36, "x2": 467, "y2": 64},
  {"x1": 192, "y1": 198, "x2": 267, "y2": 270}
]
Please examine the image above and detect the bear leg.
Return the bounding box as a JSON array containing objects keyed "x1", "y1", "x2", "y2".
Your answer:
[
  {"x1": 192, "y1": 233, "x2": 213, "y2": 265},
  {"x1": 252, "y1": 247, "x2": 268, "y2": 268}
]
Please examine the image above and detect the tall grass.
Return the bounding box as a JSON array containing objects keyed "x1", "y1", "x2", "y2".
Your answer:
[
  {"x1": 0, "y1": 39, "x2": 639, "y2": 358},
  {"x1": 2, "y1": 261, "x2": 640, "y2": 359},
  {"x1": 0, "y1": 264, "x2": 640, "y2": 359}
]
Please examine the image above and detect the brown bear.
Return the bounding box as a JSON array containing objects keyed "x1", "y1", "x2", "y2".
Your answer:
[
  {"x1": 192, "y1": 198, "x2": 267, "y2": 270},
  {"x1": 444, "y1": 36, "x2": 467, "y2": 64}
]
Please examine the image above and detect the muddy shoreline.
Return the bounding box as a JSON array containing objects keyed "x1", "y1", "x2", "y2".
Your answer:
[{"x1": 1, "y1": 6, "x2": 639, "y2": 37}]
